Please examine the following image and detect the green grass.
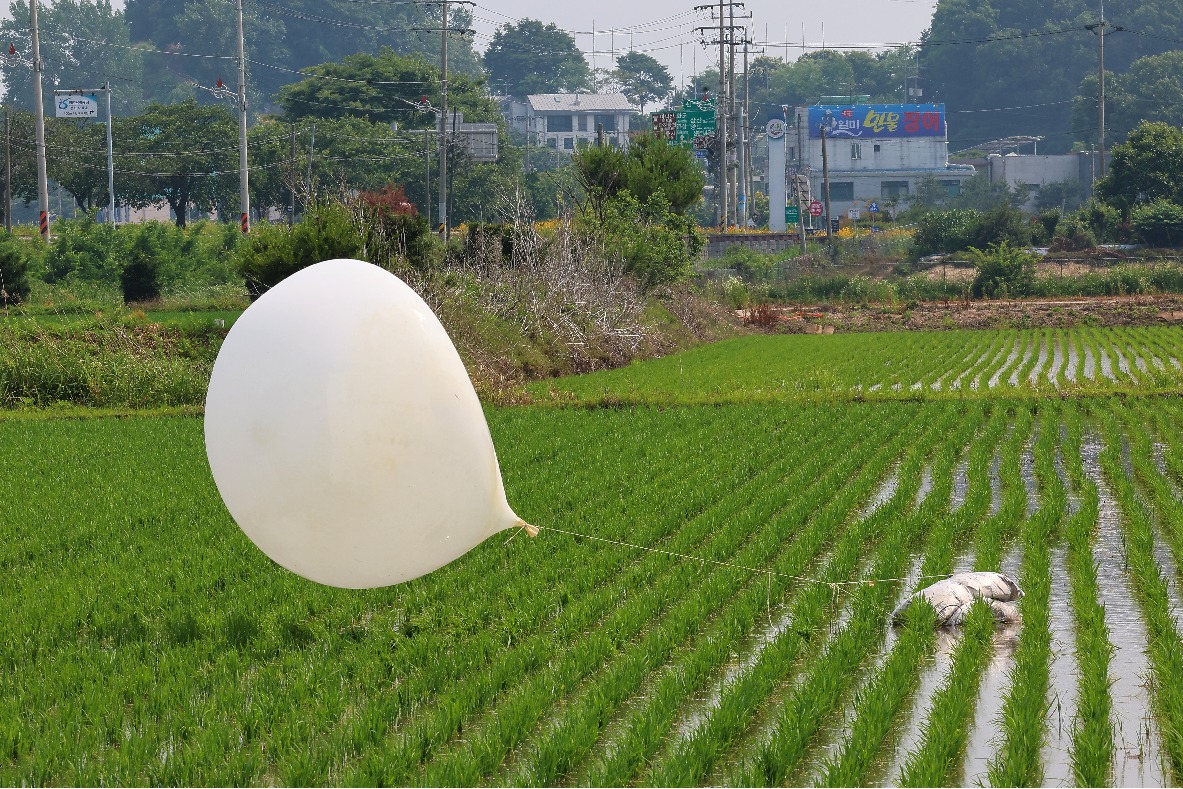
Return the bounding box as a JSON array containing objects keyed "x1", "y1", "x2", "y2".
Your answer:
[{"x1": 6, "y1": 325, "x2": 1183, "y2": 784}]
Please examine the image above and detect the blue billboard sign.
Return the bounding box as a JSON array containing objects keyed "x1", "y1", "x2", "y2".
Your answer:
[{"x1": 808, "y1": 104, "x2": 945, "y2": 139}]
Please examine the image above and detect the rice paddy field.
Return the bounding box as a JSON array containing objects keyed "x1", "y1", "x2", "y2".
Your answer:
[{"x1": 4, "y1": 325, "x2": 1183, "y2": 786}]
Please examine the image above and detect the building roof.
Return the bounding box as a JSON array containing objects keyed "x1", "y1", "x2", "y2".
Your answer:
[{"x1": 527, "y1": 93, "x2": 637, "y2": 113}]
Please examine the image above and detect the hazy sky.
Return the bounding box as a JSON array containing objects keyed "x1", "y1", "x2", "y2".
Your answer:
[
  {"x1": 5, "y1": 0, "x2": 939, "y2": 86},
  {"x1": 470, "y1": 0, "x2": 940, "y2": 86}
]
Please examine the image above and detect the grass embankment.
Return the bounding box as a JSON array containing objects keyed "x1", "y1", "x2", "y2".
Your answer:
[{"x1": 0, "y1": 288, "x2": 739, "y2": 411}]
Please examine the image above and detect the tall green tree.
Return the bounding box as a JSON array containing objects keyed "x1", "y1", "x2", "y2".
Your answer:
[
  {"x1": 613, "y1": 51, "x2": 672, "y2": 112},
  {"x1": 124, "y1": 0, "x2": 482, "y2": 106},
  {"x1": 483, "y1": 20, "x2": 591, "y2": 95},
  {"x1": 275, "y1": 48, "x2": 494, "y2": 128},
  {"x1": 1096, "y1": 120, "x2": 1183, "y2": 212},
  {"x1": 1073, "y1": 51, "x2": 1183, "y2": 147},
  {"x1": 116, "y1": 99, "x2": 237, "y2": 227},
  {"x1": 0, "y1": 0, "x2": 146, "y2": 115}
]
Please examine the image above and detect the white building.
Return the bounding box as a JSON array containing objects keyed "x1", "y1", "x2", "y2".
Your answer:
[
  {"x1": 502, "y1": 93, "x2": 637, "y2": 152},
  {"x1": 790, "y1": 104, "x2": 975, "y2": 212},
  {"x1": 985, "y1": 152, "x2": 1099, "y2": 211}
]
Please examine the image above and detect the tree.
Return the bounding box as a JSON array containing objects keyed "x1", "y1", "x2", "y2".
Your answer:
[
  {"x1": 483, "y1": 20, "x2": 591, "y2": 95},
  {"x1": 1096, "y1": 121, "x2": 1183, "y2": 212},
  {"x1": 613, "y1": 51, "x2": 672, "y2": 113},
  {"x1": 621, "y1": 134, "x2": 704, "y2": 214},
  {"x1": 47, "y1": 119, "x2": 112, "y2": 211},
  {"x1": 1131, "y1": 199, "x2": 1183, "y2": 247},
  {"x1": 117, "y1": 100, "x2": 237, "y2": 227},
  {"x1": 1074, "y1": 52, "x2": 1183, "y2": 147},
  {"x1": 573, "y1": 135, "x2": 704, "y2": 220},
  {"x1": 124, "y1": 0, "x2": 483, "y2": 106},
  {"x1": 0, "y1": 0, "x2": 147, "y2": 116},
  {"x1": 573, "y1": 144, "x2": 627, "y2": 221},
  {"x1": 276, "y1": 49, "x2": 442, "y2": 128}
]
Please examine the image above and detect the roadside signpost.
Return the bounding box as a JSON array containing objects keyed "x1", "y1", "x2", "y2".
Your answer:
[
  {"x1": 808, "y1": 200, "x2": 823, "y2": 217},
  {"x1": 785, "y1": 205, "x2": 800, "y2": 223}
]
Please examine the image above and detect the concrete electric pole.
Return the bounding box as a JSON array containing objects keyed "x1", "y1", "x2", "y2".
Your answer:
[
  {"x1": 30, "y1": 0, "x2": 49, "y2": 240},
  {"x1": 235, "y1": 0, "x2": 250, "y2": 233}
]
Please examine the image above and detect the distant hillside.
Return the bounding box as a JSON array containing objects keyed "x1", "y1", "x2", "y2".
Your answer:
[{"x1": 921, "y1": 0, "x2": 1182, "y2": 152}]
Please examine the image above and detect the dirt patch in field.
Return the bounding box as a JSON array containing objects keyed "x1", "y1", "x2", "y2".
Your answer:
[{"x1": 762, "y1": 295, "x2": 1183, "y2": 334}]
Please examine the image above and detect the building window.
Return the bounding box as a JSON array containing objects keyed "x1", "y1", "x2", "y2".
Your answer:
[
  {"x1": 546, "y1": 138, "x2": 557, "y2": 148},
  {"x1": 789, "y1": 146, "x2": 795, "y2": 160},
  {"x1": 873, "y1": 144, "x2": 881, "y2": 153},
  {"x1": 594, "y1": 114, "x2": 616, "y2": 132},
  {"x1": 881, "y1": 180, "x2": 910, "y2": 198},
  {"x1": 546, "y1": 114, "x2": 573, "y2": 133},
  {"x1": 831, "y1": 182, "x2": 854, "y2": 201},
  {"x1": 940, "y1": 180, "x2": 961, "y2": 197},
  {"x1": 851, "y1": 143, "x2": 862, "y2": 160},
  {"x1": 564, "y1": 137, "x2": 574, "y2": 150},
  {"x1": 578, "y1": 114, "x2": 589, "y2": 132}
]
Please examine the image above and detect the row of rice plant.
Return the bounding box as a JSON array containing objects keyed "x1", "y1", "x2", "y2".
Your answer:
[{"x1": 532, "y1": 327, "x2": 1183, "y2": 405}]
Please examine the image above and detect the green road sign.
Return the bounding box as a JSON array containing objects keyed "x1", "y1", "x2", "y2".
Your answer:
[
  {"x1": 676, "y1": 109, "x2": 716, "y2": 146},
  {"x1": 785, "y1": 205, "x2": 800, "y2": 223}
]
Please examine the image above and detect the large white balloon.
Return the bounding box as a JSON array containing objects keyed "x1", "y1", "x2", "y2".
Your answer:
[{"x1": 204, "y1": 258, "x2": 531, "y2": 589}]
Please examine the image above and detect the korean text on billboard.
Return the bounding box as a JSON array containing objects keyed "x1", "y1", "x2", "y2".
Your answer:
[{"x1": 808, "y1": 104, "x2": 944, "y2": 139}]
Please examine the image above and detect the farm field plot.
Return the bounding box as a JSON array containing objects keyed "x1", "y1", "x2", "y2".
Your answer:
[
  {"x1": 528, "y1": 326, "x2": 1183, "y2": 404},
  {"x1": 4, "y1": 326, "x2": 1183, "y2": 786}
]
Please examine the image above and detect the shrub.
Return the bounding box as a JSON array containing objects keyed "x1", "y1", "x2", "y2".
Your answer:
[
  {"x1": 1131, "y1": 199, "x2": 1183, "y2": 247},
  {"x1": 1049, "y1": 214, "x2": 1097, "y2": 251},
  {"x1": 121, "y1": 232, "x2": 162, "y2": 303},
  {"x1": 0, "y1": 236, "x2": 31, "y2": 305},
  {"x1": 355, "y1": 185, "x2": 436, "y2": 270},
  {"x1": 968, "y1": 241, "x2": 1037, "y2": 298},
  {"x1": 968, "y1": 202, "x2": 1029, "y2": 250},
  {"x1": 720, "y1": 244, "x2": 775, "y2": 281},
  {"x1": 911, "y1": 209, "x2": 978, "y2": 256},
  {"x1": 235, "y1": 203, "x2": 361, "y2": 298}
]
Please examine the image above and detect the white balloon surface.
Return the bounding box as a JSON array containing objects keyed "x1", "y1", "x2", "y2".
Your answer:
[{"x1": 204, "y1": 258, "x2": 529, "y2": 589}]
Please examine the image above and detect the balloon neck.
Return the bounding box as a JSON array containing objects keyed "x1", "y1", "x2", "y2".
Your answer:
[{"x1": 519, "y1": 519, "x2": 539, "y2": 538}]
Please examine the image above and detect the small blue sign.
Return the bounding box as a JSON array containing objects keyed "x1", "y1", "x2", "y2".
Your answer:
[{"x1": 867, "y1": 201, "x2": 880, "y2": 213}]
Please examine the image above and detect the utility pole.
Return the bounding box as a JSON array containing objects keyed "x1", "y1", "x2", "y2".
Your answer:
[
  {"x1": 234, "y1": 0, "x2": 249, "y2": 233},
  {"x1": 718, "y1": 0, "x2": 727, "y2": 228},
  {"x1": 289, "y1": 123, "x2": 296, "y2": 225},
  {"x1": 821, "y1": 124, "x2": 832, "y2": 243},
  {"x1": 742, "y1": 34, "x2": 751, "y2": 227},
  {"x1": 30, "y1": 0, "x2": 49, "y2": 240},
  {"x1": 1086, "y1": 4, "x2": 1118, "y2": 179},
  {"x1": 4, "y1": 109, "x2": 11, "y2": 233},
  {"x1": 695, "y1": 2, "x2": 744, "y2": 228},
  {"x1": 104, "y1": 83, "x2": 114, "y2": 227},
  {"x1": 438, "y1": 0, "x2": 449, "y2": 239}
]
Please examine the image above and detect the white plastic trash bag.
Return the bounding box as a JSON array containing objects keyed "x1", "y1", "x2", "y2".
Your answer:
[{"x1": 891, "y1": 571, "x2": 1023, "y2": 627}]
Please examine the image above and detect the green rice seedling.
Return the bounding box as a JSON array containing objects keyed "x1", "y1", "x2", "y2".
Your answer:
[
  {"x1": 636, "y1": 407, "x2": 965, "y2": 788},
  {"x1": 345, "y1": 406, "x2": 852, "y2": 785},
  {"x1": 717, "y1": 409, "x2": 975, "y2": 787},
  {"x1": 986, "y1": 402, "x2": 1065, "y2": 786},
  {"x1": 1059, "y1": 404, "x2": 1114, "y2": 786},
  {"x1": 1103, "y1": 401, "x2": 1183, "y2": 779},
  {"x1": 422, "y1": 408, "x2": 910, "y2": 786},
  {"x1": 810, "y1": 423, "x2": 977, "y2": 788},
  {"x1": 895, "y1": 601, "x2": 997, "y2": 787},
  {"x1": 569, "y1": 409, "x2": 962, "y2": 788}
]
